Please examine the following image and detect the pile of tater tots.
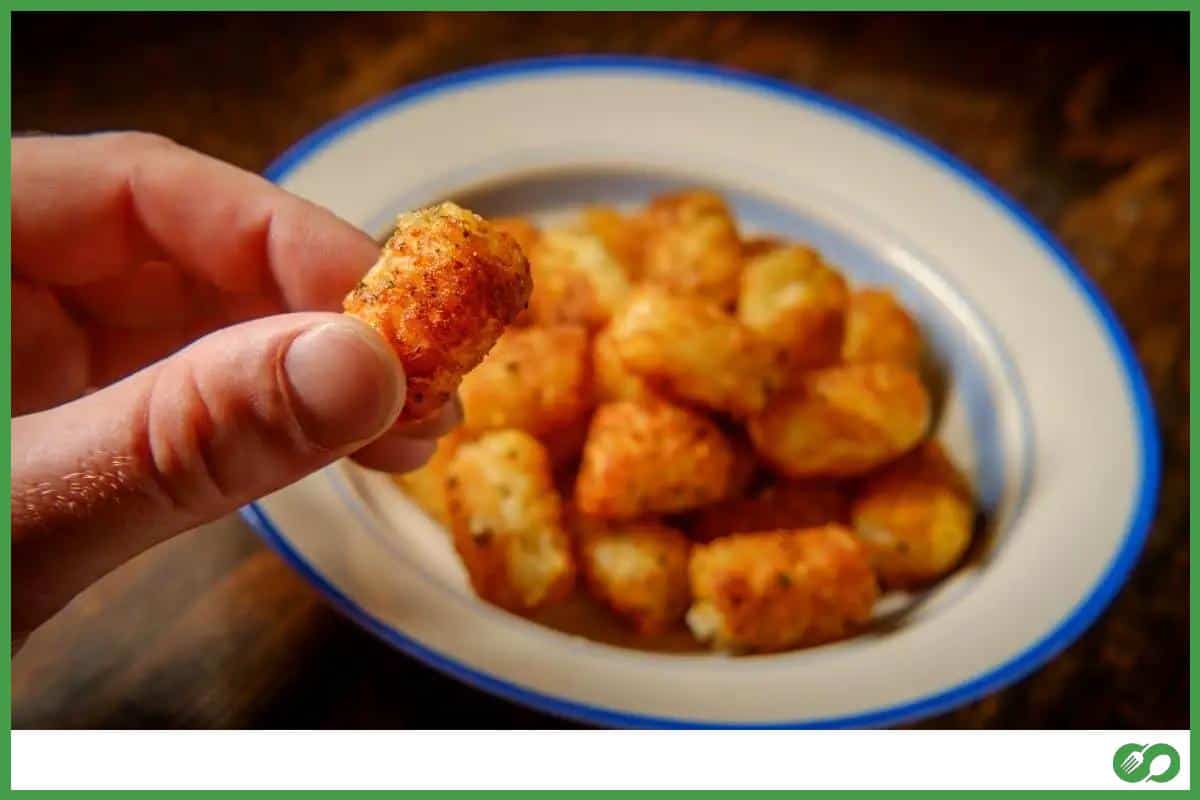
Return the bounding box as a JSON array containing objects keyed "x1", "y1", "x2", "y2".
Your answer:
[{"x1": 394, "y1": 190, "x2": 976, "y2": 654}]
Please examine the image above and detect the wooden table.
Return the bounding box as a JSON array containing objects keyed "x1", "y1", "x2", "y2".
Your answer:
[{"x1": 12, "y1": 12, "x2": 1188, "y2": 729}]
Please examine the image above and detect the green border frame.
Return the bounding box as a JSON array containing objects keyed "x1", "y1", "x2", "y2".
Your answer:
[{"x1": 1, "y1": 4, "x2": 1192, "y2": 794}]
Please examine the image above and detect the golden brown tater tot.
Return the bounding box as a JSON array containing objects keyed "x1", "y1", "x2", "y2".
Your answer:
[
  {"x1": 446, "y1": 430, "x2": 575, "y2": 613},
  {"x1": 344, "y1": 202, "x2": 532, "y2": 422},
  {"x1": 687, "y1": 525, "x2": 878, "y2": 652},
  {"x1": 748, "y1": 363, "x2": 931, "y2": 477}
]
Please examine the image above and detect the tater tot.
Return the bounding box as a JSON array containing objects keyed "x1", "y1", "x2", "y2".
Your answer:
[
  {"x1": 851, "y1": 441, "x2": 974, "y2": 588},
  {"x1": 459, "y1": 325, "x2": 593, "y2": 449},
  {"x1": 687, "y1": 525, "x2": 879, "y2": 652},
  {"x1": 592, "y1": 323, "x2": 660, "y2": 404},
  {"x1": 607, "y1": 286, "x2": 785, "y2": 418},
  {"x1": 690, "y1": 480, "x2": 850, "y2": 542},
  {"x1": 582, "y1": 206, "x2": 645, "y2": 276},
  {"x1": 575, "y1": 516, "x2": 692, "y2": 634},
  {"x1": 490, "y1": 216, "x2": 541, "y2": 257},
  {"x1": 748, "y1": 363, "x2": 931, "y2": 478},
  {"x1": 737, "y1": 245, "x2": 849, "y2": 369},
  {"x1": 344, "y1": 202, "x2": 532, "y2": 422},
  {"x1": 842, "y1": 288, "x2": 923, "y2": 366},
  {"x1": 575, "y1": 400, "x2": 736, "y2": 519},
  {"x1": 445, "y1": 430, "x2": 575, "y2": 613},
  {"x1": 526, "y1": 229, "x2": 632, "y2": 329},
  {"x1": 392, "y1": 431, "x2": 463, "y2": 529},
  {"x1": 642, "y1": 190, "x2": 743, "y2": 306}
]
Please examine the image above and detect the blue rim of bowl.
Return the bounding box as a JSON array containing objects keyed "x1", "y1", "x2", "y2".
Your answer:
[{"x1": 241, "y1": 55, "x2": 1161, "y2": 729}]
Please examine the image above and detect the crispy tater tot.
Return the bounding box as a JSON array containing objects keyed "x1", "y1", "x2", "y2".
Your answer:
[
  {"x1": 490, "y1": 216, "x2": 541, "y2": 257},
  {"x1": 344, "y1": 202, "x2": 532, "y2": 422},
  {"x1": 592, "y1": 323, "x2": 661, "y2": 404},
  {"x1": 690, "y1": 480, "x2": 850, "y2": 542},
  {"x1": 392, "y1": 431, "x2": 464, "y2": 529},
  {"x1": 842, "y1": 288, "x2": 923, "y2": 366},
  {"x1": 687, "y1": 525, "x2": 878, "y2": 652},
  {"x1": 526, "y1": 229, "x2": 632, "y2": 329},
  {"x1": 607, "y1": 286, "x2": 785, "y2": 418},
  {"x1": 737, "y1": 245, "x2": 849, "y2": 369},
  {"x1": 582, "y1": 206, "x2": 645, "y2": 276},
  {"x1": 575, "y1": 516, "x2": 692, "y2": 634},
  {"x1": 445, "y1": 430, "x2": 575, "y2": 613},
  {"x1": 575, "y1": 400, "x2": 736, "y2": 519},
  {"x1": 748, "y1": 363, "x2": 931, "y2": 478},
  {"x1": 851, "y1": 441, "x2": 974, "y2": 588},
  {"x1": 459, "y1": 324, "x2": 593, "y2": 449},
  {"x1": 642, "y1": 190, "x2": 743, "y2": 306}
]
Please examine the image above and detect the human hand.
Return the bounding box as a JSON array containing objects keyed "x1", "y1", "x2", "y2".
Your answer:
[{"x1": 11, "y1": 132, "x2": 458, "y2": 646}]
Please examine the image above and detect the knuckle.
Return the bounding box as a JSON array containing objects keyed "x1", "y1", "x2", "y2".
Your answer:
[{"x1": 106, "y1": 130, "x2": 178, "y2": 153}]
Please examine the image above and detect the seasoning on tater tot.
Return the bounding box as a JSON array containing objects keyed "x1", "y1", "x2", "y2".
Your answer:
[
  {"x1": 842, "y1": 288, "x2": 923, "y2": 366},
  {"x1": 687, "y1": 525, "x2": 879, "y2": 652},
  {"x1": 575, "y1": 516, "x2": 692, "y2": 635},
  {"x1": 392, "y1": 431, "x2": 463, "y2": 529},
  {"x1": 748, "y1": 362, "x2": 931, "y2": 478},
  {"x1": 574, "y1": 400, "x2": 736, "y2": 519},
  {"x1": 459, "y1": 325, "x2": 593, "y2": 453},
  {"x1": 851, "y1": 441, "x2": 974, "y2": 589},
  {"x1": 445, "y1": 430, "x2": 575, "y2": 613},
  {"x1": 689, "y1": 479, "x2": 850, "y2": 542},
  {"x1": 607, "y1": 286, "x2": 785, "y2": 418},
  {"x1": 641, "y1": 190, "x2": 743, "y2": 306},
  {"x1": 526, "y1": 229, "x2": 631, "y2": 329},
  {"x1": 344, "y1": 202, "x2": 532, "y2": 422},
  {"x1": 737, "y1": 245, "x2": 849, "y2": 369}
]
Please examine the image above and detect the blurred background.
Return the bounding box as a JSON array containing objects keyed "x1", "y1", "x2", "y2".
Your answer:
[{"x1": 12, "y1": 12, "x2": 1187, "y2": 728}]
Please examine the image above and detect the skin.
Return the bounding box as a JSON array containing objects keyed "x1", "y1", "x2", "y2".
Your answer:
[{"x1": 11, "y1": 133, "x2": 460, "y2": 649}]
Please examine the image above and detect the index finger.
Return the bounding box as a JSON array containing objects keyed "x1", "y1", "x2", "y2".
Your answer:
[{"x1": 11, "y1": 132, "x2": 378, "y2": 311}]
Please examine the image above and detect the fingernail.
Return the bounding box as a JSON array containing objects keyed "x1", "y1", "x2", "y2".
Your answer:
[{"x1": 284, "y1": 320, "x2": 404, "y2": 449}]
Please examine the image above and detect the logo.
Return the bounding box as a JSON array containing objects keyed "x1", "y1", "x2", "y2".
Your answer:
[{"x1": 1113, "y1": 742, "x2": 1181, "y2": 783}]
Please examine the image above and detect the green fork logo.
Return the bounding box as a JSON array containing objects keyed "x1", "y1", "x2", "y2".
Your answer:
[{"x1": 1113, "y1": 743, "x2": 1181, "y2": 783}]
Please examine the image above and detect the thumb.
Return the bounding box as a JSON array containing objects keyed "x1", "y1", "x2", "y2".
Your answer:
[{"x1": 11, "y1": 312, "x2": 405, "y2": 640}]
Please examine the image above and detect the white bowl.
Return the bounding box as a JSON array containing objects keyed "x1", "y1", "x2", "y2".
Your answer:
[{"x1": 241, "y1": 56, "x2": 1159, "y2": 728}]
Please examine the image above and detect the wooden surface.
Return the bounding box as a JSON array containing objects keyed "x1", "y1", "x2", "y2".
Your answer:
[{"x1": 12, "y1": 12, "x2": 1188, "y2": 729}]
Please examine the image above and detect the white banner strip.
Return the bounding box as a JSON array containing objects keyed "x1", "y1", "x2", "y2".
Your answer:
[{"x1": 11, "y1": 730, "x2": 1190, "y2": 790}]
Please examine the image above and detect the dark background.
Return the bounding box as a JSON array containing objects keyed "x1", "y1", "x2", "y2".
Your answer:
[{"x1": 11, "y1": 12, "x2": 1189, "y2": 729}]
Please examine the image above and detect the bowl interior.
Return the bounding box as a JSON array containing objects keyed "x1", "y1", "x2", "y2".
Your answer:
[{"x1": 342, "y1": 165, "x2": 1034, "y2": 653}]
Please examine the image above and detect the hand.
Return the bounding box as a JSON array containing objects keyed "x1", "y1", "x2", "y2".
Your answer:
[{"x1": 11, "y1": 132, "x2": 457, "y2": 647}]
